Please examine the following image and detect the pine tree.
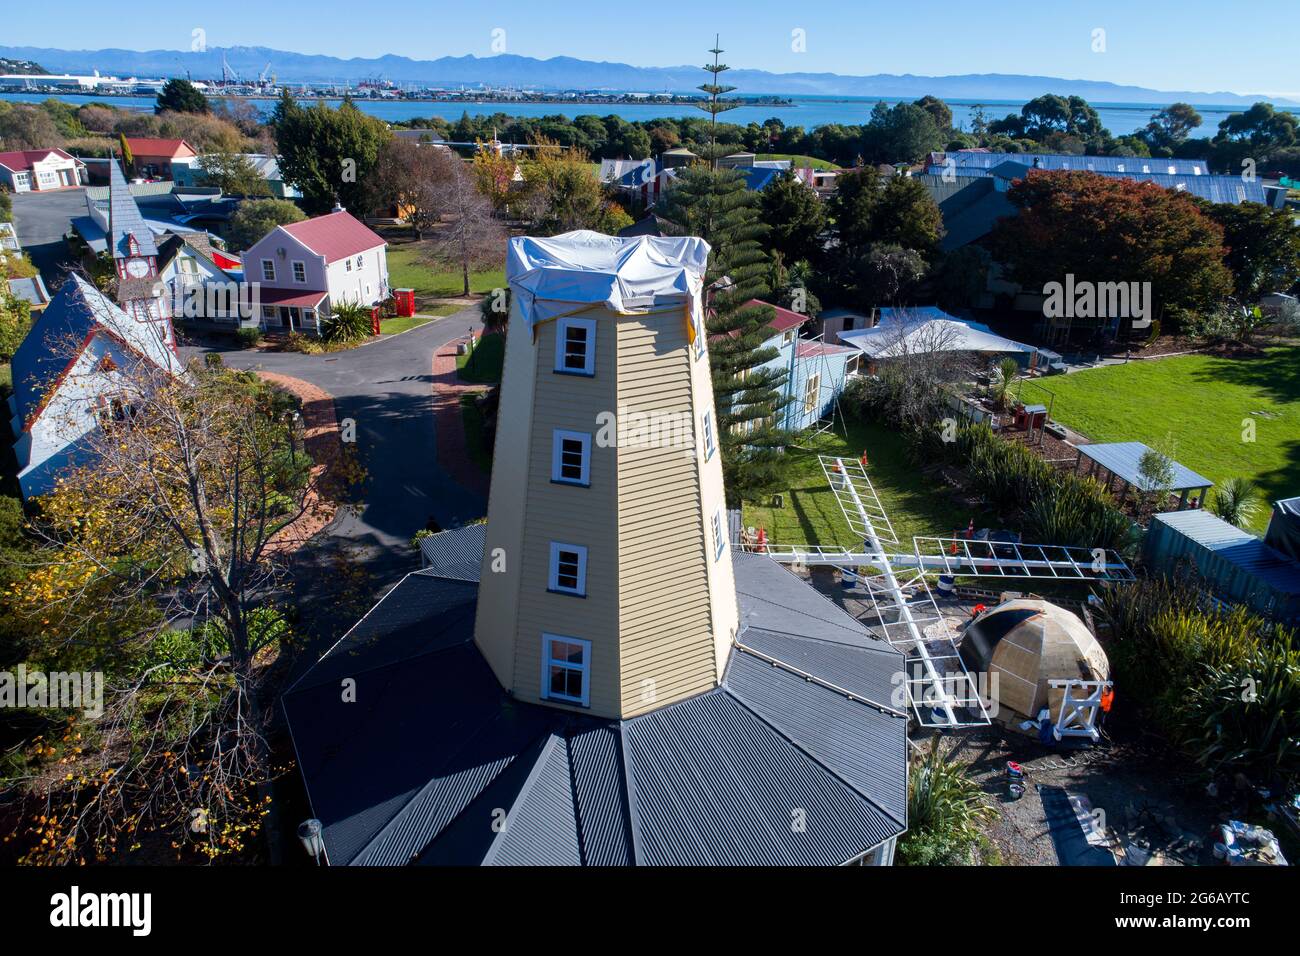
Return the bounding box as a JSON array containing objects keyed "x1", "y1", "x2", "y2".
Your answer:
[
  {"x1": 696, "y1": 36, "x2": 740, "y2": 167},
  {"x1": 658, "y1": 165, "x2": 792, "y2": 502}
]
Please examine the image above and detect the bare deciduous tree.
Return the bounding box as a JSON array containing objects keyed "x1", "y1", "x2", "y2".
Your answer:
[
  {"x1": 426, "y1": 151, "x2": 506, "y2": 297},
  {"x1": 363, "y1": 138, "x2": 443, "y2": 240}
]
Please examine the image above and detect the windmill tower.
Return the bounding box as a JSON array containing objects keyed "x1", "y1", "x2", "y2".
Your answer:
[
  {"x1": 107, "y1": 159, "x2": 175, "y2": 348},
  {"x1": 475, "y1": 231, "x2": 738, "y2": 718}
]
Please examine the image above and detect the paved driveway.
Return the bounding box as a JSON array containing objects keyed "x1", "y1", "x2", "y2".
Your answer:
[
  {"x1": 181, "y1": 308, "x2": 487, "y2": 584},
  {"x1": 10, "y1": 188, "x2": 87, "y2": 283}
]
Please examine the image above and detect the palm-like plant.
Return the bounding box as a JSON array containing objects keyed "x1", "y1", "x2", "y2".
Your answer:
[
  {"x1": 994, "y1": 356, "x2": 1020, "y2": 409},
  {"x1": 323, "y1": 300, "x2": 374, "y2": 343},
  {"x1": 899, "y1": 734, "x2": 995, "y2": 865},
  {"x1": 1211, "y1": 477, "x2": 1260, "y2": 529}
]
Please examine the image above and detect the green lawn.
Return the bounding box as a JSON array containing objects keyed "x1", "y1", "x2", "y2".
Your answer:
[
  {"x1": 379, "y1": 304, "x2": 459, "y2": 336},
  {"x1": 756, "y1": 153, "x2": 840, "y2": 171},
  {"x1": 456, "y1": 333, "x2": 504, "y2": 384},
  {"x1": 1031, "y1": 347, "x2": 1300, "y2": 533},
  {"x1": 387, "y1": 243, "x2": 505, "y2": 298},
  {"x1": 742, "y1": 419, "x2": 997, "y2": 550}
]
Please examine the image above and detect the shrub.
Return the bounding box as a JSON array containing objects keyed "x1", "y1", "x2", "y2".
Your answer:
[
  {"x1": 1183, "y1": 637, "x2": 1300, "y2": 784},
  {"x1": 898, "y1": 735, "x2": 995, "y2": 866},
  {"x1": 1096, "y1": 576, "x2": 1298, "y2": 786},
  {"x1": 235, "y1": 327, "x2": 261, "y2": 348},
  {"x1": 323, "y1": 301, "x2": 373, "y2": 343},
  {"x1": 1211, "y1": 476, "x2": 1261, "y2": 529},
  {"x1": 955, "y1": 422, "x2": 1129, "y2": 550}
]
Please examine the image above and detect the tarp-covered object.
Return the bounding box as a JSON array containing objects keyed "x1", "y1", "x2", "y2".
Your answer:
[
  {"x1": 506, "y1": 230, "x2": 710, "y2": 333},
  {"x1": 839, "y1": 312, "x2": 1034, "y2": 360}
]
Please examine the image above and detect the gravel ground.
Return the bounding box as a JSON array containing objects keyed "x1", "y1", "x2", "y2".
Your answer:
[{"x1": 799, "y1": 564, "x2": 1233, "y2": 866}]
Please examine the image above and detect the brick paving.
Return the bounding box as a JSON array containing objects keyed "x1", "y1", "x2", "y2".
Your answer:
[
  {"x1": 256, "y1": 371, "x2": 344, "y2": 553},
  {"x1": 431, "y1": 332, "x2": 491, "y2": 499}
]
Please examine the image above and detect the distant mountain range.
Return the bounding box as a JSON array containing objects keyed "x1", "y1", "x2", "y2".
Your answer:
[{"x1": 1, "y1": 44, "x2": 1294, "y2": 107}]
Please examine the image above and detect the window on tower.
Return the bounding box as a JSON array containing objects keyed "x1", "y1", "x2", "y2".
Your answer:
[
  {"x1": 548, "y1": 543, "x2": 588, "y2": 596},
  {"x1": 551, "y1": 429, "x2": 591, "y2": 486},
  {"x1": 554, "y1": 318, "x2": 596, "y2": 375},
  {"x1": 541, "y1": 635, "x2": 590, "y2": 706}
]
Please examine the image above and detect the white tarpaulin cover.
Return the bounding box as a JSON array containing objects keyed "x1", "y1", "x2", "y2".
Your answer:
[
  {"x1": 506, "y1": 230, "x2": 710, "y2": 332},
  {"x1": 840, "y1": 314, "x2": 1034, "y2": 359}
]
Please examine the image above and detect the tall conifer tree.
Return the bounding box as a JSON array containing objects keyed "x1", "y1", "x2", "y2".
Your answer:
[{"x1": 658, "y1": 38, "x2": 793, "y2": 503}]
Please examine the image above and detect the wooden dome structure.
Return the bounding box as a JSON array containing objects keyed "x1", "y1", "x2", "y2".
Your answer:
[{"x1": 960, "y1": 599, "x2": 1109, "y2": 721}]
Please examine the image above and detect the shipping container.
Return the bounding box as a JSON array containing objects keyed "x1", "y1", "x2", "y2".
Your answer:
[{"x1": 1143, "y1": 509, "x2": 1300, "y2": 623}]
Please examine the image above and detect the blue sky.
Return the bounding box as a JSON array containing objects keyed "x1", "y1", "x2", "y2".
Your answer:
[{"x1": 5, "y1": 1, "x2": 1295, "y2": 97}]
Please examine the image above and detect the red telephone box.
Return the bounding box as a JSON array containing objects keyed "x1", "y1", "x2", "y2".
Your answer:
[{"x1": 393, "y1": 288, "x2": 416, "y2": 317}]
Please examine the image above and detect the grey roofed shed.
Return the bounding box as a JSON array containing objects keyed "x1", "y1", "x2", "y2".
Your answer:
[
  {"x1": 1074, "y1": 441, "x2": 1212, "y2": 507},
  {"x1": 282, "y1": 551, "x2": 910, "y2": 866}
]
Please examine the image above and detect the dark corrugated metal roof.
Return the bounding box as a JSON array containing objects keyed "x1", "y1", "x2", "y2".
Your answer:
[
  {"x1": 418, "y1": 523, "x2": 487, "y2": 581},
  {"x1": 284, "y1": 552, "x2": 909, "y2": 866},
  {"x1": 625, "y1": 689, "x2": 899, "y2": 865}
]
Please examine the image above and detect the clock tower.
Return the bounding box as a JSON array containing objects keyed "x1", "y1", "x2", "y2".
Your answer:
[{"x1": 108, "y1": 158, "x2": 175, "y2": 347}]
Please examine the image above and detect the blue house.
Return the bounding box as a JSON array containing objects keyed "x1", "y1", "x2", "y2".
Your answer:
[{"x1": 726, "y1": 300, "x2": 859, "y2": 435}]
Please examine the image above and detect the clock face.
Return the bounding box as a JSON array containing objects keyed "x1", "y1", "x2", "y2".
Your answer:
[{"x1": 126, "y1": 258, "x2": 150, "y2": 278}]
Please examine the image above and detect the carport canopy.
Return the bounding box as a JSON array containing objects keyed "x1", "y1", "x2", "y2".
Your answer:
[{"x1": 1074, "y1": 441, "x2": 1213, "y2": 508}]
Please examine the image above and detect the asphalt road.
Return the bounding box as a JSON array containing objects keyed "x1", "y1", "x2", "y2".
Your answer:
[
  {"x1": 10, "y1": 188, "x2": 87, "y2": 284},
  {"x1": 180, "y1": 309, "x2": 487, "y2": 585}
]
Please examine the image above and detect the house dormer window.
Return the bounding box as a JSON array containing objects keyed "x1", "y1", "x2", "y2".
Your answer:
[
  {"x1": 555, "y1": 317, "x2": 596, "y2": 375},
  {"x1": 292, "y1": 261, "x2": 306, "y2": 283},
  {"x1": 261, "y1": 259, "x2": 276, "y2": 282},
  {"x1": 702, "y1": 410, "x2": 716, "y2": 460},
  {"x1": 541, "y1": 635, "x2": 590, "y2": 706},
  {"x1": 711, "y1": 508, "x2": 726, "y2": 560},
  {"x1": 356, "y1": 254, "x2": 363, "y2": 268},
  {"x1": 345, "y1": 258, "x2": 353, "y2": 273}
]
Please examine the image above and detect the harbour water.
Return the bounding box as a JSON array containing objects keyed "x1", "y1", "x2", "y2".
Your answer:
[{"x1": 0, "y1": 90, "x2": 1265, "y2": 139}]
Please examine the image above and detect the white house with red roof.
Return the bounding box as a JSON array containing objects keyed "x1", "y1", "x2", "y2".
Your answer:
[
  {"x1": 0, "y1": 148, "x2": 86, "y2": 192},
  {"x1": 241, "y1": 208, "x2": 389, "y2": 334}
]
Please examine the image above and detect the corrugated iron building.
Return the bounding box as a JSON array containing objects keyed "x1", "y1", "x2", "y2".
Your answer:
[{"x1": 1144, "y1": 510, "x2": 1300, "y2": 623}]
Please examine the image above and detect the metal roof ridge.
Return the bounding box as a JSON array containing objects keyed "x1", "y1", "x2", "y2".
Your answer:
[
  {"x1": 721, "y1": 665, "x2": 907, "y2": 831},
  {"x1": 617, "y1": 721, "x2": 645, "y2": 866},
  {"x1": 350, "y1": 704, "x2": 550, "y2": 865},
  {"x1": 735, "y1": 583, "x2": 900, "y2": 657},
  {"x1": 480, "y1": 732, "x2": 568, "y2": 866},
  {"x1": 282, "y1": 571, "x2": 475, "y2": 696},
  {"x1": 732, "y1": 638, "x2": 908, "y2": 719}
]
